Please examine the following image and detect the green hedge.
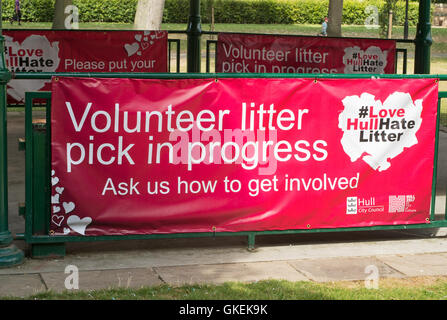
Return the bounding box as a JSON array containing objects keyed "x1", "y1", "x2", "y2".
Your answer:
[
  {"x1": 1, "y1": 0, "x2": 420, "y2": 26},
  {"x1": 2, "y1": 0, "x2": 55, "y2": 22}
]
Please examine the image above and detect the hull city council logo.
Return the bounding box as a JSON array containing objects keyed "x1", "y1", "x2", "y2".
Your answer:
[{"x1": 338, "y1": 91, "x2": 423, "y2": 171}]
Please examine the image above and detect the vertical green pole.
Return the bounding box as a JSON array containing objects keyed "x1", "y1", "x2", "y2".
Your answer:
[
  {"x1": 186, "y1": 0, "x2": 201, "y2": 73},
  {"x1": 414, "y1": 0, "x2": 432, "y2": 74},
  {"x1": 0, "y1": 3, "x2": 24, "y2": 267},
  {"x1": 247, "y1": 233, "x2": 256, "y2": 251}
]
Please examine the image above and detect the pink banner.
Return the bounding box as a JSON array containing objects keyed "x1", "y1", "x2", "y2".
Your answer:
[
  {"x1": 50, "y1": 77, "x2": 438, "y2": 236},
  {"x1": 4, "y1": 30, "x2": 168, "y2": 103},
  {"x1": 217, "y1": 33, "x2": 396, "y2": 74}
]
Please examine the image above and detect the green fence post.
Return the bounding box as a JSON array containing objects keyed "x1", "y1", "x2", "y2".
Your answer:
[
  {"x1": 414, "y1": 0, "x2": 432, "y2": 74},
  {"x1": 247, "y1": 233, "x2": 256, "y2": 251},
  {"x1": 0, "y1": 3, "x2": 24, "y2": 267},
  {"x1": 187, "y1": 0, "x2": 202, "y2": 72},
  {"x1": 30, "y1": 121, "x2": 65, "y2": 258}
]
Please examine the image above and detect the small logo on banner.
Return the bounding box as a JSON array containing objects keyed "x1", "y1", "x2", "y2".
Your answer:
[
  {"x1": 343, "y1": 46, "x2": 388, "y2": 74},
  {"x1": 389, "y1": 195, "x2": 416, "y2": 213},
  {"x1": 4, "y1": 35, "x2": 60, "y2": 103},
  {"x1": 346, "y1": 197, "x2": 358, "y2": 214},
  {"x1": 347, "y1": 196, "x2": 385, "y2": 214},
  {"x1": 338, "y1": 92, "x2": 423, "y2": 171}
]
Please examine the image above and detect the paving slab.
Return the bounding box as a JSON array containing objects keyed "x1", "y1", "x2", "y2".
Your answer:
[
  {"x1": 377, "y1": 253, "x2": 447, "y2": 277},
  {"x1": 155, "y1": 261, "x2": 308, "y2": 286},
  {"x1": 3, "y1": 237, "x2": 447, "y2": 275},
  {"x1": 41, "y1": 268, "x2": 163, "y2": 293},
  {"x1": 0, "y1": 274, "x2": 46, "y2": 298},
  {"x1": 288, "y1": 256, "x2": 404, "y2": 282}
]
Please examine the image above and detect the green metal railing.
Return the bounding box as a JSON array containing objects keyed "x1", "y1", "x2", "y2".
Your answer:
[{"x1": 13, "y1": 72, "x2": 447, "y2": 258}]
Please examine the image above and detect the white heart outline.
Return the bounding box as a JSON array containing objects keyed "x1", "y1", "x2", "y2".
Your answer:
[{"x1": 51, "y1": 214, "x2": 64, "y2": 227}]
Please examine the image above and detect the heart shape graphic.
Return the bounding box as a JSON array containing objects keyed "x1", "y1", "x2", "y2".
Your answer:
[
  {"x1": 53, "y1": 205, "x2": 61, "y2": 213},
  {"x1": 52, "y1": 176, "x2": 59, "y2": 186},
  {"x1": 144, "y1": 30, "x2": 151, "y2": 35},
  {"x1": 51, "y1": 194, "x2": 60, "y2": 204},
  {"x1": 141, "y1": 42, "x2": 149, "y2": 50},
  {"x1": 51, "y1": 214, "x2": 64, "y2": 227},
  {"x1": 51, "y1": 170, "x2": 55, "y2": 176},
  {"x1": 124, "y1": 42, "x2": 139, "y2": 57},
  {"x1": 135, "y1": 34, "x2": 142, "y2": 42},
  {"x1": 55, "y1": 187, "x2": 64, "y2": 194},
  {"x1": 63, "y1": 202, "x2": 75, "y2": 214},
  {"x1": 338, "y1": 92, "x2": 423, "y2": 171},
  {"x1": 67, "y1": 215, "x2": 92, "y2": 236},
  {"x1": 63, "y1": 228, "x2": 70, "y2": 235}
]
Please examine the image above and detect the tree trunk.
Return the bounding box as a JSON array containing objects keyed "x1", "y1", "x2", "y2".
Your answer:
[
  {"x1": 52, "y1": 0, "x2": 73, "y2": 29},
  {"x1": 134, "y1": 0, "x2": 166, "y2": 30},
  {"x1": 327, "y1": 0, "x2": 343, "y2": 37}
]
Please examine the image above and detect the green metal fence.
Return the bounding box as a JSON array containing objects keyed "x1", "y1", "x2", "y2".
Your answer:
[{"x1": 13, "y1": 72, "x2": 447, "y2": 258}]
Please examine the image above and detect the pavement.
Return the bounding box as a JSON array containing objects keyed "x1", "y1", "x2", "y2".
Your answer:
[{"x1": 1, "y1": 112, "x2": 447, "y2": 298}]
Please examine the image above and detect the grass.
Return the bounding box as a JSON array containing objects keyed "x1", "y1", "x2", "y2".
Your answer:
[{"x1": 4, "y1": 277, "x2": 447, "y2": 300}]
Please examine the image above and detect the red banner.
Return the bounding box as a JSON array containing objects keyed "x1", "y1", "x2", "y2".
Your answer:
[
  {"x1": 217, "y1": 33, "x2": 396, "y2": 74},
  {"x1": 4, "y1": 30, "x2": 168, "y2": 103},
  {"x1": 50, "y1": 77, "x2": 437, "y2": 236}
]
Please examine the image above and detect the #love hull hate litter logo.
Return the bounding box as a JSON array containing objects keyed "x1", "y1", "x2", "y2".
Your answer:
[{"x1": 338, "y1": 91, "x2": 423, "y2": 171}]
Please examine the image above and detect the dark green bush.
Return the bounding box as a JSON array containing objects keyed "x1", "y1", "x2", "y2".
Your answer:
[
  {"x1": 0, "y1": 0, "x2": 420, "y2": 26},
  {"x1": 73, "y1": 0, "x2": 137, "y2": 23}
]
